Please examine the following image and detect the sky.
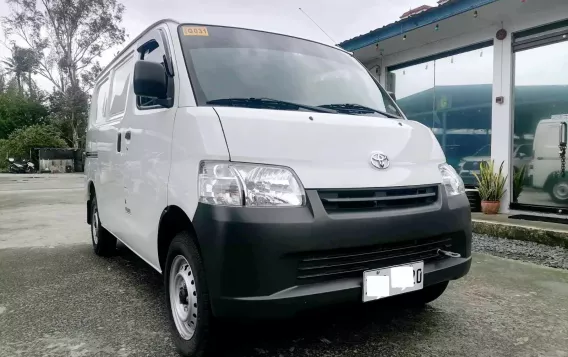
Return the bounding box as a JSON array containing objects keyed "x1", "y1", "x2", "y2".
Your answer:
[{"x1": 0, "y1": 0, "x2": 440, "y2": 90}]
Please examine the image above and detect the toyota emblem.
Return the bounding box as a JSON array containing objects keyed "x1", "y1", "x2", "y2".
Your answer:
[{"x1": 370, "y1": 152, "x2": 390, "y2": 170}]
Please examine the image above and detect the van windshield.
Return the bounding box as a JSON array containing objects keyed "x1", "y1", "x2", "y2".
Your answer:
[{"x1": 177, "y1": 25, "x2": 402, "y2": 118}]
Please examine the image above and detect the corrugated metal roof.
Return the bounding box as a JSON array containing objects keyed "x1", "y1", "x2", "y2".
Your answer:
[{"x1": 339, "y1": 0, "x2": 500, "y2": 52}]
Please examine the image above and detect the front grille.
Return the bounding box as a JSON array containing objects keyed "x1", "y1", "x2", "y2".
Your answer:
[
  {"x1": 318, "y1": 185, "x2": 438, "y2": 213},
  {"x1": 296, "y1": 236, "x2": 453, "y2": 283}
]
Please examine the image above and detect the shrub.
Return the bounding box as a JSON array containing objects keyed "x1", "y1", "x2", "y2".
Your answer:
[{"x1": 473, "y1": 160, "x2": 507, "y2": 202}]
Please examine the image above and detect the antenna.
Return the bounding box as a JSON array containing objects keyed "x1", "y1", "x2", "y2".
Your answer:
[{"x1": 298, "y1": 7, "x2": 337, "y2": 45}]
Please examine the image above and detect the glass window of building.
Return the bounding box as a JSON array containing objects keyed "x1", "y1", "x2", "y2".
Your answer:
[{"x1": 388, "y1": 45, "x2": 494, "y2": 186}]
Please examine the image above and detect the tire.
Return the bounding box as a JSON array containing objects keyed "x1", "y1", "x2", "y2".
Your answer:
[
  {"x1": 90, "y1": 196, "x2": 116, "y2": 256},
  {"x1": 398, "y1": 281, "x2": 449, "y2": 307},
  {"x1": 549, "y1": 179, "x2": 568, "y2": 203},
  {"x1": 164, "y1": 232, "x2": 212, "y2": 357}
]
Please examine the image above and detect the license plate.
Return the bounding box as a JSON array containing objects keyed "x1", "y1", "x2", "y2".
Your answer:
[{"x1": 363, "y1": 261, "x2": 424, "y2": 302}]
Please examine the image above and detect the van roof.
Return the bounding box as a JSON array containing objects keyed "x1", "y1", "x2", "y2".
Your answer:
[{"x1": 95, "y1": 18, "x2": 350, "y2": 84}]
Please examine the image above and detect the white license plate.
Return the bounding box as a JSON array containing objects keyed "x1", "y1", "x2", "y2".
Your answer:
[{"x1": 363, "y1": 261, "x2": 424, "y2": 302}]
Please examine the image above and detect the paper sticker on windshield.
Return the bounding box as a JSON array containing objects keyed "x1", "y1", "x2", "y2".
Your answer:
[{"x1": 183, "y1": 26, "x2": 209, "y2": 36}]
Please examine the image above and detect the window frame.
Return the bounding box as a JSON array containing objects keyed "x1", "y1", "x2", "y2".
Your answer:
[
  {"x1": 108, "y1": 53, "x2": 134, "y2": 117},
  {"x1": 94, "y1": 77, "x2": 111, "y2": 126}
]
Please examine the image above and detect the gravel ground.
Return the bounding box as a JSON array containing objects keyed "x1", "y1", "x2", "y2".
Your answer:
[{"x1": 473, "y1": 233, "x2": 568, "y2": 270}]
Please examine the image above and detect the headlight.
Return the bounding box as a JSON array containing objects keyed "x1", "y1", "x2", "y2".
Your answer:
[
  {"x1": 198, "y1": 161, "x2": 305, "y2": 207},
  {"x1": 439, "y1": 163, "x2": 465, "y2": 196}
]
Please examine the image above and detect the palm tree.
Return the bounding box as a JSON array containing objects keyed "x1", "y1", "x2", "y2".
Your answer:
[{"x1": 2, "y1": 46, "x2": 39, "y2": 96}]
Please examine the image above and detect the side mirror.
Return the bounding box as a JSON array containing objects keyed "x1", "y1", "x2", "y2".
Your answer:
[
  {"x1": 133, "y1": 61, "x2": 168, "y2": 100},
  {"x1": 387, "y1": 91, "x2": 397, "y2": 101}
]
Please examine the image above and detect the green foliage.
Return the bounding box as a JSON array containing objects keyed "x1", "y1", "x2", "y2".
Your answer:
[
  {"x1": 0, "y1": 124, "x2": 67, "y2": 170},
  {"x1": 0, "y1": 91, "x2": 49, "y2": 139},
  {"x1": 3, "y1": 0, "x2": 126, "y2": 148},
  {"x1": 512, "y1": 165, "x2": 527, "y2": 203},
  {"x1": 473, "y1": 160, "x2": 508, "y2": 201}
]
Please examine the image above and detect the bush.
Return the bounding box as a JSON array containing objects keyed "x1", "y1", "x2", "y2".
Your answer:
[{"x1": 0, "y1": 124, "x2": 67, "y2": 171}]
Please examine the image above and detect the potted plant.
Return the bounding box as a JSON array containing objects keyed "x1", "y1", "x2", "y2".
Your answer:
[
  {"x1": 473, "y1": 160, "x2": 507, "y2": 214},
  {"x1": 512, "y1": 165, "x2": 527, "y2": 203}
]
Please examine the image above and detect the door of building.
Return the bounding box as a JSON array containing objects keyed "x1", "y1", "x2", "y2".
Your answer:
[{"x1": 512, "y1": 22, "x2": 568, "y2": 212}]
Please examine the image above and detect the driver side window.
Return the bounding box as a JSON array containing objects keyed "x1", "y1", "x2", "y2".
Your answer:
[{"x1": 137, "y1": 35, "x2": 166, "y2": 108}]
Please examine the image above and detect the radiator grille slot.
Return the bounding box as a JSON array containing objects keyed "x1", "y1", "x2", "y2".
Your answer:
[
  {"x1": 296, "y1": 236, "x2": 452, "y2": 282},
  {"x1": 318, "y1": 185, "x2": 438, "y2": 212}
]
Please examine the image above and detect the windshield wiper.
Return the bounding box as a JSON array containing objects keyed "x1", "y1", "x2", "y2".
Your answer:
[
  {"x1": 318, "y1": 103, "x2": 401, "y2": 119},
  {"x1": 206, "y1": 97, "x2": 336, "y2": 114}
]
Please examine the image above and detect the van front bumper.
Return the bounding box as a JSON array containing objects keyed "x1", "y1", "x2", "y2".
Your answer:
[{"x1": 192, "y1": 188, "x2": 472, "y2": 319}]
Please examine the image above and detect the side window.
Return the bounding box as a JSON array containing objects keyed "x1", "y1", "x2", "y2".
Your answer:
[
  {"x1": 109, "y1": 55, "x2": 133, "y2": 116},
  {"x1": 137, "y1": 36, "x2": 166, "y2": 108},
  {"x1": 95, "y1": 79, "x2": 110, "y2": 124}
]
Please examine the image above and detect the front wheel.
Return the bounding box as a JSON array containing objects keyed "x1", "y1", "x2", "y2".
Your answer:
[
  {"x1": 550, "y1": 179, "x2": 568, "y2": 203},
  {"x1": 165, "y1": 232, "x2": 212, "y2": 357}
]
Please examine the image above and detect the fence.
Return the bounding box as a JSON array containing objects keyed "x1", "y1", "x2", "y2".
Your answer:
[{"x1": 35, "y1": 148, "x2": 85, "y2": 173}]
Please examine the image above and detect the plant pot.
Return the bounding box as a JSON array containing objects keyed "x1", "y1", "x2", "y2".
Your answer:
[{"x1": 481, "y1": 200, "x2": 500, "y2": 214}]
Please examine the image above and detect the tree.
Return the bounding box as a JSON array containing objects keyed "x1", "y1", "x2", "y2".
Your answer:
[
  {"x1": 1, "y1": 45, "x2": 39, "y2": 96},
  {"x1": 0, "y1": 124, "x2": 67, "y2": 170},
  {"x1": 0, "y1": 91, "x2": 49, "y2": 139},
  {"x1": 2, "y1": 0, "x2": 126, "y2": 148}
]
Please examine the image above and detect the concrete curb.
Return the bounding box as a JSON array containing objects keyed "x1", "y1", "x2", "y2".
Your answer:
[{"x1": 472, "y1": 219, "x2": 568, "y2": 249}]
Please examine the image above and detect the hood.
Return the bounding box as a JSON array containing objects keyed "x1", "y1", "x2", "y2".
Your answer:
[{"x1": 214, "y1": 107, "x2": 446, "y2": 189}]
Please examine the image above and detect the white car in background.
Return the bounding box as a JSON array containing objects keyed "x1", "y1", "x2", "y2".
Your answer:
[{"x1": 459, "y1": 144, "x2": 532, "y2": 186}]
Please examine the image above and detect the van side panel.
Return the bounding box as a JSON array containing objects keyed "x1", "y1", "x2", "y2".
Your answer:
[{"x1": 167, "y1": 107, "x2": 230, "y2": 220}]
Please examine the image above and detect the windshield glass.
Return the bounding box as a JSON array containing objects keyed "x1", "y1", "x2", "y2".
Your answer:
[{"x1": 177, "y1": 25, "x2": 402, "y2": 118}]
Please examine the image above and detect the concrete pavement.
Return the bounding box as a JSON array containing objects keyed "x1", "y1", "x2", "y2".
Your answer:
[{"x1": 0, "y1": 174, "x2": 567, "y2": 356}]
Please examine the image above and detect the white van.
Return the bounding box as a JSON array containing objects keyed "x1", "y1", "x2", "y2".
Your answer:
[
  {"x1": 529, "y1": 116, "x2": 568, "y2": 202},
  {"x1": 85, "y1": 19, "x2": 471, "y2": 356}
]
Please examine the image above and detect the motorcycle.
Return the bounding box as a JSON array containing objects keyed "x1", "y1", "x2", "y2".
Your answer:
[{"x1": 8, "y1": 158, "x2": 36, "y2": 173}]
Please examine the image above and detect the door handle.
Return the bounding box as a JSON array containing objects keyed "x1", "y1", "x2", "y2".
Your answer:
[
  {"x1": 117, "y1": 132, "x2": 122, "y2": 152},
  {"x1": 560, "y1": 122, "x2": 567, "y2": 145},
  {"x1": 125, "y1": 130, "x2": 131, "y2": 140}
]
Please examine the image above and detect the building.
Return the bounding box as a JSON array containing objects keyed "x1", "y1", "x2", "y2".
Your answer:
[{"x1": 339, "y1": 0, "x2": 568, "y2": 215}]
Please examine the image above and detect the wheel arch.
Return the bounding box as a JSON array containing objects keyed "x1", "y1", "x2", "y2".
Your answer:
[
  {"x1": 544, "y1": 171, "x2": 563, "y2": 192},
  {"x1": 157, "y1": 205, "x2": 200, "y2": 272}
]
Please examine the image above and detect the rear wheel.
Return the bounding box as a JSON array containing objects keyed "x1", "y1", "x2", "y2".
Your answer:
[
  {"x1": 90, "y1": 196, "x2": 116, "y2": 256},
  {"x1": 164, "y1": 232, "x2": 212, "y2": 356},
  {"x1": 550, "y1": 179, "x2": 568, "y2": 203}
]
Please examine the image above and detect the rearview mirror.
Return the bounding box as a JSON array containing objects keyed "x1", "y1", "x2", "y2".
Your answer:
[
  {"x1": 387, "y1": 91, "x2": 397, "y2": 101},
  {"x1": 133, "y1": 61, "x2": 168, "y2": 100}
]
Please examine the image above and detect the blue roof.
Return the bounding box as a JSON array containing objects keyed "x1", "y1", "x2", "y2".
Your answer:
[{"x1": 339, "y1": 0, "x2": 499, "y2": 52}]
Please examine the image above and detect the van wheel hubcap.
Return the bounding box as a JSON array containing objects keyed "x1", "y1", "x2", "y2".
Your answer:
[
  {"x1": 169, "y1": 255, "x2": 197, "y2": 340},
  {"x1": 553, "y1": 182, "x2": 568, "y2": 201},
  {"x1": 92, "y1": 210, "x2": 99, "y2": 245}
]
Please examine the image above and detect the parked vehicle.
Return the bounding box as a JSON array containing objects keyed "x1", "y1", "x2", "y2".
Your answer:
[
  {"x1": 85, "y1": 20, "x2": 472, "y2": 356},
  {"x1": 7, "y1": 158, "x2": 36, "y2": 173},
  {"x1": 458, "y1": 144, "x2": 531, "y2": 186},
  {"x1": 529, "y1": 116, "x2": 568, "y2": 202}
]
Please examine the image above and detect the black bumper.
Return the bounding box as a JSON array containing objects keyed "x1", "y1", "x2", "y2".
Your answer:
[{"x1": 192, "y1": 188, "x2": 472, "y2": 318}]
